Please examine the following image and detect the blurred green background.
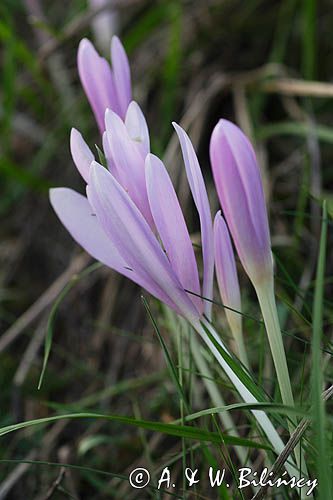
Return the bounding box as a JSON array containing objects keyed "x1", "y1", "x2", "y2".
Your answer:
[{"x1": 1, "y1": 0, "x2": 333, "y2": 498}]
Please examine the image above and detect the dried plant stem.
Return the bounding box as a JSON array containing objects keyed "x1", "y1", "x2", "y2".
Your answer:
[{"x1": 251, "y1": 385, "x2": 333, "y2": 500}]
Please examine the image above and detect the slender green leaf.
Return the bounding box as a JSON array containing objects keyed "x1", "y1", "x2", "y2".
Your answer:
[
  {"x1": 311, "y1": 200, "x2": 332, "y2": 499},
  {"x1": 0, "y1": 412, "x2": 271, "y2": 449},
  {"x1": 258, "y1": 122, "x2": 333, "y2": 144},
  {"x1": 183, "y1": 402, "x2": 309, "y2": 423},
  {"x1": 142, "y1": 295, "x2": 190, "y2": 412},
  {"x1": 38, "y1": 262, "x2": 102, "y2": 389}
]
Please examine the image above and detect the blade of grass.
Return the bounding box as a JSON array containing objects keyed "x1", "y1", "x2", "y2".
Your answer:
[
  {"x1": 183, "y1": 402, "x2": 308, "y2": 423},
  {"x1": 38, "y1": 262, "x2": 102, "y2": 389},
  {"x1": 311, "y1": 200, "x2": 332, "y2": 499},
  {"x1": 258, "y1": 121, "x2": 333, "y2": 144},
  {"x1": 0, "y1": 412, "x2": 271, "y2": 449},
  {"x1": 45, "y1": 371, "x2": 166, "y2": 411},
  {"x1": 123, "y1": 3, "x2": 168, "y2": 55},
  {"x1": 186, "y1": 288, "x2": 333, "y2": 355},
  {"x1": 141, "y1": 295, "x2": 190, "y2": 413},
  {"x1": 0, "y1": 17, "x2": 51, "y2": 93}
]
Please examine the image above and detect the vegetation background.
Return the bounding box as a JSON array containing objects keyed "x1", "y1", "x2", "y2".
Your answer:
[{"x1": 0, "y1": 0, "x2": 333, "y2": 498}]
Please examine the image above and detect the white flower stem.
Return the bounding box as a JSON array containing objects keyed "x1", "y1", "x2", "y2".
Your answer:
[
  {"x1": 255, "y1": 279, "x2": 308, "y2": 484},
  {"x1": 190, "y1": 333, "x2": 249, "y2": 465},
  {"x1": 256, "y1": 280, "x2": 294, "y2": 410},
  {"x1": 191, "y1": 318, "x2": 300, "y2": 479}
]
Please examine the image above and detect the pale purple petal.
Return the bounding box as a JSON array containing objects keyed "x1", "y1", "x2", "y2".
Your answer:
[
  {"x1": 125, "y1": 101, "x2": 150, "y2": 158},
  {"x1": 49, "y1": 187, "x2": 127, "y2": 273},
  {"x1": 78, "y1": 38, "x2": 120, "y2": 132},
  {"x1": 210, "y1": 119, "x2": 272, "y2": 284},
  {"x1": 145, "y1": 154, "x2": 203, "y2": 314},
  {"x1": 70, "y1": 128, "x2": 94, "y2": 183},
  {"x1": 173, "y1": 122, "x2": 214, "y2": 318},
  {"x1": 50, "y1": 187, "x2": 178, "y2": 300},
  {"x1": 111, "y1": 36, "x2": 131, "y2": 119},
  {"x1": 88, "y1": 162, "x2": 200, "y2": 320},
  {"x1": 214, "y1": 211, "x2": 242, "y2": 335},
  {"x1": 105, "y1": 109, "x2": 153, "y2": 227}
]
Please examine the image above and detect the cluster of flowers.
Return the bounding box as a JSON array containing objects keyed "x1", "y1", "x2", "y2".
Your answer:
[
  {"x1": 51, "y1": 37, "x2": 272, "y2": 359},
  {"x1": 50, "y1": 36, "x2": 301, "y2": 476}
]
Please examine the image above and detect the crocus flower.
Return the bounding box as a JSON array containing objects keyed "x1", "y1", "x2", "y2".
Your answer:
[
  {"x1": 214, "y1": 211, "x2": 248, "y2": 368},
  {"x1": 210, "y1": 119, "x2": 273, "y2": 288},
  {"x1": 51, "y1": 153, "x2": 205, "y2": 321},
  {"x1": 78, "y1": 36, "x2": 131, "y2": 132},
  {"x1": 209, "y1": 119, "x2": 303, "y2": 473},
  {"x1": 54, "y1": 117, "x2": 213, "y2": 322},
  {"x1": 69, "y1": 111, "x2": 214, "y2": 314}
]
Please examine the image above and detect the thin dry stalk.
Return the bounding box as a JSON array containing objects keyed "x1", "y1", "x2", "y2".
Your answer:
[{"x1": 251, "y1": 385, "x2": 333, "y2": 500}]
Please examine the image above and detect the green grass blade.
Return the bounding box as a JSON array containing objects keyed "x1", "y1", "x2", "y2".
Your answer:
[
  {"x1": 0, "y1": 412, "x2": 271, "y2": 450},
  {"x1": 183, "y1": 402, "x2": 308, "y2": 423},
  {"x1": 38, "y1": 262, "x2": 102, "y2": 389},
  {"x1": 200, "y1": 322, "x2": 277, "y2": 407},
  {"x1": 142, "y1": 295, "x2": 190, "y2": 413},
  {"x1": 258, "y1": 122, "x2": 333, "y2": 144},
  {"x1": 311, "y1": 200, "x2": 332, "y2": 498}
]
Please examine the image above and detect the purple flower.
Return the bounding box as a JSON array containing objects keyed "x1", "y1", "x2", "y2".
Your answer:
[
  {"x1": 70, "y1": 101, "x2": 153, "y2": 227},
  {"x1": 78, "y1": 36, "x2": 131, "y2": 132},
  {"x1": 214, "y1": 211, "x2": 248, "y2": 367},
  {"x1": 173, "y1": 123, "x2": 214, "y2": 319},
  {"x1": 145, "y1": 154, "x2": 202, "y2": 315},
  {"x1": 104, "y1": 105, "x2": 153, "y2": 227},
  {"x1": 50, "y1": 130, "x2": 214, "y2": 321},
  {"x1": 56, "y1": 30, "x2": 215, "y2": 332},
  {"x1": 210, "y1": 119, "x2": 273, "y2": 287},
  {"x1": 214, "y1": 211, "x2": 242, "y2": 336},
  {"x1": 70, "y1": 128, "x2": 94, "y2": 184},
  {"x1": 210, "y1": 120, "x2": 300, "y2": 443}
]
